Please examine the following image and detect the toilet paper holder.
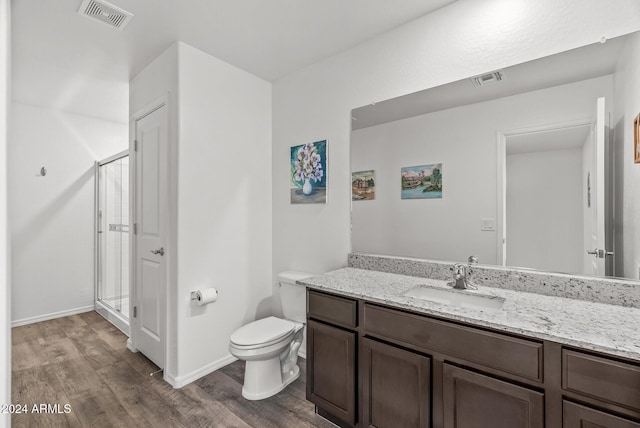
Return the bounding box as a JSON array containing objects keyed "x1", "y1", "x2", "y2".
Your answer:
[{"x1": 190, "y1": 288, "x2": 218, "y2": 305}]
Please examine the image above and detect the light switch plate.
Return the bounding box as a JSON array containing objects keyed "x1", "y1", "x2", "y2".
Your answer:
[{"x1": 481, "y1": 218, "x2": 496, "y2": 231}]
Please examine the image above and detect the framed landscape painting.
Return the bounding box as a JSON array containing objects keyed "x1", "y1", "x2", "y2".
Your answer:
[
  {"x1": 352, "y1": 170, "x2": 375, "y2": 201},
  {"x1": 401, "y1": 163, "x2": 442, "y2": 199},
  {"x1": 290, "y1": 140, "x2": 327, "y2": 204}
]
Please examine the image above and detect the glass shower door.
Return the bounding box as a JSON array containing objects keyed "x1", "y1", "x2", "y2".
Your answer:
[{"x1": 96, "y1": 152, "x2": 130, "y2": 333}]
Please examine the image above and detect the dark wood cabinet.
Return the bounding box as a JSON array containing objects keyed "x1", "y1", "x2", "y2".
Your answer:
[
  {"x1": 306, "y1": 288, "x2": 640, "y2": 428},
  {"x1": 361, "y1": 338, "x2": 431, "y2": 428},
  {"x1": 442, "y1": 363, "x2": 544, "y2": 428},
  {"x1": 563, "y1": 401, "x2": 640, "y2": 428},
  {"x1": 306, "y1": 319, "x2": 357, "y2": 425}
]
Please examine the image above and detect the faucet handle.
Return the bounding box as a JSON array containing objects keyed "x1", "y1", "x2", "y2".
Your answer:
[{"x1": 468, "y1": 255, "x2": 479, "y2": 264}]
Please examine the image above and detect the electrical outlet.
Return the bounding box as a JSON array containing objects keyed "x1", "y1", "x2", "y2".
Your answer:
[{"x1": 481, "y1": 218, "x2": 496, "y2": 231}]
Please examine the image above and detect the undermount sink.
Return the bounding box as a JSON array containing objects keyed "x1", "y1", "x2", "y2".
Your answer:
[{"x1": 402, "y1": 284, "x2": 505, "y2": 311}]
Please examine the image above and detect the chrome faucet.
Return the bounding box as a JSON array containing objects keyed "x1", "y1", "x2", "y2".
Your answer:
[{"x1": 448, "y1": 255, "x2": 479, "y2": 290}]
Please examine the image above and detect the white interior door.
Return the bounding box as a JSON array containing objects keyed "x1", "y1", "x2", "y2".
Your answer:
[
  {"x1": 133, "y1": 103, "x2": 167, "y2": 369},
  {"x1": 587, "y1": 97, "x2": 607, "y2": 275}
]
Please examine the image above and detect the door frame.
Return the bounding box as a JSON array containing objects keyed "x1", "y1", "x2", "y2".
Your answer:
[
  {"x1": 496, "y1": 117, "x2": 593, "y2": 267},
  {"x1": 127, "y1": 95, "x2": 170, "y2": 377}
]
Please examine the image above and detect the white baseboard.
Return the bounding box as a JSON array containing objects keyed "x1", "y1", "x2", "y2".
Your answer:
[
  {"x1": 168, "y1": 354, "x2": 237, "y2": 389},
  {"x1": 11, "y1": 305, "x2": 94, "y2": 327}
]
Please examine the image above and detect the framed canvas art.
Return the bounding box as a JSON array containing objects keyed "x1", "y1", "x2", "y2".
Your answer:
[
  {"x1": 401, "y1": 163, "x2": 442, "y2": 199},
  {"x1": 290, "y1": 140, "x2": 327, "y2": 204},
  {"x1": 352, "y1": 170, "x2": 375, "y2": 201}
]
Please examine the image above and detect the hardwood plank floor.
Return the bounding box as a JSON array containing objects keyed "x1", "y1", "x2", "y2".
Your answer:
[{"x1": 11, "y1": 311, "x2": 334, "y2": 428}]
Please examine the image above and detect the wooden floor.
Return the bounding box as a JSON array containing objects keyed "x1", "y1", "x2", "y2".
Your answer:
[{"x1": 11, "y1": 311, "x2": 334, "y2": 428}]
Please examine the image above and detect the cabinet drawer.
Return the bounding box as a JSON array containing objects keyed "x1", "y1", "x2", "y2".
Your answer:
[
  {"x1": 363, "y1": 303, "x2": 543, "y2": 382},
  {"x1": 563, "y1": 401, "x2": 640, "y2": 428},
  {"x1": 308, "y1": 290, "x2": 357, "y2": 329},
  {"x1": 562, "y1": 349, "x2": 640, "y2": 412}
]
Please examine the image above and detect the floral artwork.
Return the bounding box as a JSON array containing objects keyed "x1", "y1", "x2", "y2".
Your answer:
[
  {"x1": 401, "y1": 163, "x2": 443, "y2": 199},
  {"x1": 352, "y1": 170, "x2": 375, "y2": 201},
  {"x1": 290, "y1": 140, "x2": 327, "y2": 204}
]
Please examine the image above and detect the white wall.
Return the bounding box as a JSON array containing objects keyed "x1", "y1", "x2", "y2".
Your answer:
[
  {"x1": 507, "y1": 148, "x2": 583, "y2": 272},
  {"x1": 613, "y1": 32, "x2": 640, "y2": 280},
  {"x1": 175, "y1": 43, "x2": 272, "y2": 384},
  {"x1": 9, "y1": 103, "x2": 128, "y2": 324},
  {"x1": 0, "y1": 0, "x2": 10, "y2": 425},
  {"x1": 351, "y1": 76, "x2": 612, "y2": 264},
  {"x1": 130, "y1": 42, "x2": 272, "y2": 386},
  {"x1": 272, "y1": 0, "x2": 640, "y2": 281}
]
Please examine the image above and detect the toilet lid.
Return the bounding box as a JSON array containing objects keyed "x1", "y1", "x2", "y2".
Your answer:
[{"x1": 230, "y1": 316, "x2": 295, "y2": 347}]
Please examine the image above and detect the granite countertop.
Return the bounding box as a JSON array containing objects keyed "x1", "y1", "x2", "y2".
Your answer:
[{"x1": 299, "y1": 267, "x2": 640, "y2": 362}]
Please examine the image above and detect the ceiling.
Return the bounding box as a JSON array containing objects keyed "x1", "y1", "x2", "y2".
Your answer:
[
  {"x1": 352, "y1": 34, "x2": 627, "y2": 130},
  {"x1": 11, "y1": 0, "x2": 456, "y2": 122}
]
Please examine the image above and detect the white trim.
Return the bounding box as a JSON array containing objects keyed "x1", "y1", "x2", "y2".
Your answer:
[
  {"x1": 167, "y1": 354, "x2": 237, "y2": 389},
  {"x1": 11, "y1": 305, "x2": 94, "y2": 328},
  {"x1": 126, "y1": 338, "x2": 137, "y2": 353}
]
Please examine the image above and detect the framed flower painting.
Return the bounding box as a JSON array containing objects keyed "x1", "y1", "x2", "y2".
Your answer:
[{"x1": 290, "y1": 140, "x2": 327, "y2": 204}]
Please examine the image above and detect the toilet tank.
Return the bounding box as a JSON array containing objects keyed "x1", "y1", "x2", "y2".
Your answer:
[{"x1": 278, "y1": 271, "x2": 313, "y2": 323}]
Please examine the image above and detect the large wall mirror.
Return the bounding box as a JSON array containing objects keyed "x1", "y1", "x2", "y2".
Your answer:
[{"x1": 351, "y1": 31, "x2": 640, "y2": 281}]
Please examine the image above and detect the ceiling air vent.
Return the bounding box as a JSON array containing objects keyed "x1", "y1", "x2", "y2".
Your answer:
[
  {"x1": 77, "y1": 0, "x2": 133, "y2": 30},
  {"x1": 471, "y1": 70, "x2": 504, "y2": 87}
]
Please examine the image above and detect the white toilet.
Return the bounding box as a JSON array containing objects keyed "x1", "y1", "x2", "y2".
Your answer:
[{"x1": 229, "y1": 270, "x2": 312, "y2": 400}]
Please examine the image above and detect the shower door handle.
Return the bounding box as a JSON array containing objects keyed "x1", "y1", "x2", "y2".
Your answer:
[{"x1": 150, "y1": 247, "x2": 165, "y2": 256}]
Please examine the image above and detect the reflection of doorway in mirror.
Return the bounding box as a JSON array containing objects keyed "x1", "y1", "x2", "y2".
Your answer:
[{"x1": 498, "y1": 119, "x2": 600, "y2": 276}]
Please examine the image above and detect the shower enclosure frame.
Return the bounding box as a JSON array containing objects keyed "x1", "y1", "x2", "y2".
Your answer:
[{"x1": 94, "y1": 149, "x2": 131, "y2": 335}]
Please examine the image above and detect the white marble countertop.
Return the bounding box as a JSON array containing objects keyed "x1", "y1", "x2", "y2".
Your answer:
[{"x1": 299, "y1": 267, "x2": 640, "y2": 361}]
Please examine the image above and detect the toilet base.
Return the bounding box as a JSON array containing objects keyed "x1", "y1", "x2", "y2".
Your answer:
[{"x1": 241, "y1": 358, "x2": 300, "y2": 400}]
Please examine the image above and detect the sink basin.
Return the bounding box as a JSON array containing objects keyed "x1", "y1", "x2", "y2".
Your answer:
[{"x1": 402, "y1": 285, "x2": 505, "y2": 311}]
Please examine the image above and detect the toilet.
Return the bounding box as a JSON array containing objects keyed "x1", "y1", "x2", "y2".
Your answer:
[{"x1": 229, "y1": 270, "x2": 312, "y2": 400}]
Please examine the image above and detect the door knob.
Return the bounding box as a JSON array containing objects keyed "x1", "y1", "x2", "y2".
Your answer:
[{"x1": 151, "y1": 247, "x2": 165, "y2": 256}]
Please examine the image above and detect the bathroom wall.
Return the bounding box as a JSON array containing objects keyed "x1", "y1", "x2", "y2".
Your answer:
[
  {"x1": 9, "y1": 103, "x2": 127, "y2": 325},
  {"x1": 130, "y1": 42, "x2": 272, "y2": 386},
  {"x1": 350, "y1": 76, "x2": 612, "y2": 266},
  {"x1": 0, "y1": 0, "x2": 10, "y2": 424},
  {"x1": 271, "y1": 0, "x2": 640, "y2": 282},
  {"x1": 176, "y1": 43, "x2": 272, "y2": 385},
  {"x1": 613, "y1": 32, "x2": 640, "y2": 280}
]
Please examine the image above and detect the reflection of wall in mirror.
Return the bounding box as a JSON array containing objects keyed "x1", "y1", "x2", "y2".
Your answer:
[
  {"x1": 351, "y1": 75, "x2": 613, "y2": 266},
  {"x1": 612, "y1": 32, "x2": 640, "y2": 279}
]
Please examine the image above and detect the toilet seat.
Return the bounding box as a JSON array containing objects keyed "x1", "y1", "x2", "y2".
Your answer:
[{"x1": 230, "y1": 316, "x2": 296, "y2": 350}]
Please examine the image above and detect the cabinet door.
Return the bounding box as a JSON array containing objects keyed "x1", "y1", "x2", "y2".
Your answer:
[
  {"x1": 564, "y1": 401, "x2": 640, "y2": 428},
  {"x1": 362, "y1": 338, "x2": 431, "y2": 428},
  {"x1": 443, "y1": 364, "x2": 544, "y2": 428},
  {"x1": 307, "y1": 319, "x2": 357, "y2": 425}
]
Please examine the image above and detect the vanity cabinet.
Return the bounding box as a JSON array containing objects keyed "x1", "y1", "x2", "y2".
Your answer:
[
  {"x1": 442, "y1": 364, "x2": 544, "y2": 428},
  {"x1": 306, "y1": 291, "x2": 358, "y2": 426},
  {"x1": 306, "y1": 288, "x2": 640, "y2": 428},
  {"x1": 361, "y1": 337, "x2": 431, "y2": 428}
]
